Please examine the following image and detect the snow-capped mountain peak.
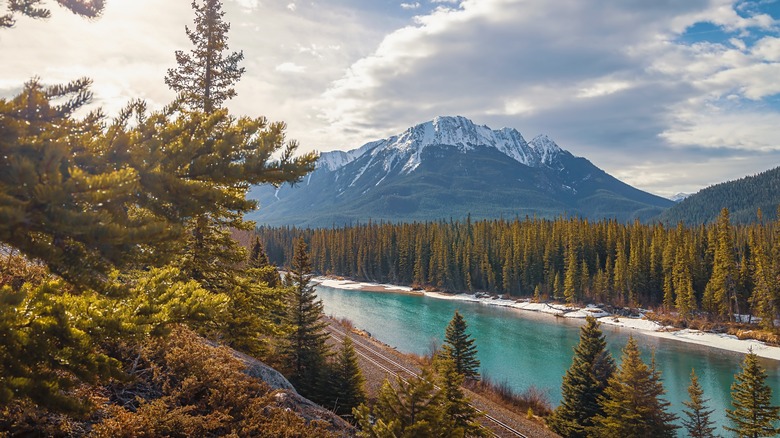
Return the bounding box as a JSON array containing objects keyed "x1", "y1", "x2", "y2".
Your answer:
[{"x1": 316, "y1": 116, "x2": 568, "y2": 175}]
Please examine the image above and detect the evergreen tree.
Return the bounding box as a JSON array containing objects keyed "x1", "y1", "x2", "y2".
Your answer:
[
  {"x1": 280, "y1": 239, "x2": 331, "y2": 400},
  {"x1": 726, "y1": 350, "x2": 780, "y2": 437},
  {"x1": 548, "y1": 315, "x2": 615, "y2": 438},
  {"x1": 706, "y1": 208, "x2": 739, "y2": 320},
  {"x1": 1, "y1": 0, "x2": 104, "y2": 27},
  {"x1": 441, "y1": 310, "x2": 480, "y2": 379},
  {"x1": 165, "y1": 0, "x2": 244, "y2": 113},
  {"x1": 435, "y1": 356, "x2": 488, "y2": 437},
  {"x1": 326, "y1": 337, "x2": 366, "y2": 418},
  {"x1": 354, "y1": 368, "x2": 446, "y2": 438},
  {"x1": 682, "y1": 369, "x2": 717, "y2": 438},
  {"x1": 592, "y1": 336, "x2": 678, "y2": 438},
  {"x1": 249, "y1": 236, "x2": 281, "y2": 287}
]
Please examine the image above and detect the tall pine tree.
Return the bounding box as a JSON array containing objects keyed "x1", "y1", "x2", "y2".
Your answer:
[
  {"x1": 441, "y1": 310, "x2": 480, "y2": 379},
  {"x1": 726, "y1": 350, "x2": 780, "y2": 437},
  {"x1": 165, "y1": 0, "x2": 244, "y2": 113},
  {"x1": 435, "y1": 356, "x2": 488, "y2": 437},
  {"x1": 682, "y1": 369, "x2": 717, "y2": 438},
  {"x1": 548, "y1": 315, "x2": 615, "y2": 438},
  {"x1": 592, "y1": 336, "x2": 678, "y2": 438},
  {"x1": 326, "y1": 337, "x2": 366, "y2": 418},
  {"x1": 280, "y1": 239, "x2": 331, "y2": 400}
]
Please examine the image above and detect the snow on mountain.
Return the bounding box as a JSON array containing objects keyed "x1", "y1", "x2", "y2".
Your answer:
[
  {"x1": 316, "y1": 116, "x2": 568, "y2": 175},
  {"x1": 669, "y1": 192, "x2": 691, "y2": 202}
]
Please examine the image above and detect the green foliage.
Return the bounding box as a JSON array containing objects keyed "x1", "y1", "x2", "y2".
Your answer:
[
  {"x1": 441, "y1": 310, "x2": 480, "y2": 379},
  {"x1": 592, "y1": 337, "x2": 678, "y2": 438},
  {"x1": 725, "y1": 350, "x2": 780, "y2": 437},
  {"x1": 434, "y1": 356, "x2": 488, "y2": 437},
  {"x1": 1, "y1": 0, "x2": 104, "y2": 27},
  {"x1": 355, "y1": 368, "x2": 446, "y2": 438},
  {"x1": 682, "y1": 369, "x2": 717, "y2": 438},
  {"x1": 280, "y1": 239, "x2": 331, "y2": 400},
  {"x1": 259, "y1": 207, "x2": 780, "y2": 322},
  {"x1": 548, "y1": 315, "x2": 615, "y2": 438},
  {"x1": 325, "y1": 337, "x2": 366, "y2": 418},
  {"x1": 658, "y1": 166, "x2": 780, "y2": 225},
  {"x1": 165, "y1": 0, "x2": 244, "y2": 113}
]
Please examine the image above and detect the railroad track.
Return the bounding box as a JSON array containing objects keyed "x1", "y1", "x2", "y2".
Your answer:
[{"x1": 325, "y1": 323, "x2": 529, "y2": 438}]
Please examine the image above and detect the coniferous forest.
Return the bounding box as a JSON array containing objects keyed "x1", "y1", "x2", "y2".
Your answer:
[{"x1": 258, "y1": 207, "x2": 780, "y2": 326}]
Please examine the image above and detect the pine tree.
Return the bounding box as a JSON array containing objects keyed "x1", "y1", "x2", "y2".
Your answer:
[
  {"x1": 1, "y1": 0, "x2": 104, "y2": 27},
  {"x1": 441, "y1": 310, "x2": 480, "y2": 379},
  {"x1": 435, "y1": 356, "x2": 488, "y2": 437},
  {"x1": 354, "y1": 367, "x2": 446, "y2": 438},
  {"x1": 592, "y1": 336, "x2": 678, "y2": 438},
  {"x1": 248, "y1": 236, "x2": 281, "y2": 287},
  {"x1": 726, "y1": 350, "x2": 780, "y2": 437},
  {"x1": 326, "y1": 337, "x2": 366, "y2": 418},
  {"x1": 706, "y1": 208, "x2": 739, "y2": 320},
  {"x1": 548, "y1": 315, "x2": 615, "y2": 438},
  {"x1": 280, "y1": 239, "x2": 331, "y2": 400},
  {"x1": 682, "y1": 369, "x2": 717, "y2": 438},
  {"x1": 165, "y1": 0, "x2": 244, "y2": 113}
]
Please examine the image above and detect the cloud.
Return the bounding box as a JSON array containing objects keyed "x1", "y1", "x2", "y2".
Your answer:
[
  {"x1": 401, "y1": 2, "x2": 421, "y2": 10},
  {"x1": 314, "y1": 0, "x2": 780, "y2": 195},
  {"x1": 3, "y1": 0, "x2": 779, "y2": 196}
]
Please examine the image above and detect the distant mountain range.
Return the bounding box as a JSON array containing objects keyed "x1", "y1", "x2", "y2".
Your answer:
[
  {"x1": 656, "y1": 166, "x2": 780, "y2": 225},
  {"x1": 247, "y1": 116, "x2": 675, "y2": 227}
]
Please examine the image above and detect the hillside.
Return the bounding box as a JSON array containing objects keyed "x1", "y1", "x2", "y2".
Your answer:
[
  {"x1": 655, "y1": 166, "x2": 780, "y2": 225},
  {"x1": 247, "y1": 116, "x2": 673, "y2": 226}
]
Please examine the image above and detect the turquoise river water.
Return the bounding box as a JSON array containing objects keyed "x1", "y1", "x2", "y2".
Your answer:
[{"x1": 316, "y1": 285, "x2": 780, "y2": 435}]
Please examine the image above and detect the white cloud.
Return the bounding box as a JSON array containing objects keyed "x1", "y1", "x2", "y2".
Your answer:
[
  {"x1": 401, "y1": 2, "x2": 421, "y2": 10},
  {"x1": 275, "y1": 62, "x2": 306, "y2": 73},
  {"x1": 287, "y1": 3, "x2": 296, "y2": 12}
]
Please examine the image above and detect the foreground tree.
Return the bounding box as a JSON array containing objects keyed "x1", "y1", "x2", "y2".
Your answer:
[
  {"x1": 548, "y1": 315, "x2": 615, "y2": 438},
  {"x1": 682, "y1": 369, "x2": 717, "y2": 438},
  {"x1": 435, "y1": 356, "x2": 488, "y2": 437},
  {"x1": 165, "y1": 0, "x2": 244, "y2": 113},
  {"x1": 354, "y1": 367, "x2": 445, "y2": 438},
  {"x1": 1, "y1": 0, "x2": 104, "y2": 27},
  {"x1": 441, "y1": 310, "x2": 480, "y2": 379},
  {"x1": 280, "y1": 239, "x2": 331, "y2": 400},
  {"x1": 592, "y1": 337, "x2": 678, "y2": 438},
  {"x1": 326, "y1": 337, "x2": 366, "y2": 418},
  {"x1": 726, "y1": 350, "x2": 780, "y2": 437}
]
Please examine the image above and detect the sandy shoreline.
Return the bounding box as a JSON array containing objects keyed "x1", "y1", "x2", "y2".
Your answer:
[{"x1": 313, "y1": 276, "x2": 780, "y2": 361}]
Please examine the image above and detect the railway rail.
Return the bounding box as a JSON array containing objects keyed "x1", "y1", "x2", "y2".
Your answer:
[{"x1": 325, "y1": 323, "x2": 529, "y2": 438}]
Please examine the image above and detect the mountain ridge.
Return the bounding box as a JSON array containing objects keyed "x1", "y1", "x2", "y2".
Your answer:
[{"x1": 248, "y1": 116, "x2": 674, "y2": 227}]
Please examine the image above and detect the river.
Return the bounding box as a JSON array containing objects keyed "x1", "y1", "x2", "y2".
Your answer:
[{"x1": 315, "y1": 284, "x2": 780, "y2": 434}]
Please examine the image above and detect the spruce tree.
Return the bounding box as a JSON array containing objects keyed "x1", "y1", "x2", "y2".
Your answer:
[
  {"x1": 726, "y1": 350, "x2": 780, "y2": 437},
  {"x1": 248, "y1": 236, "x2": 281, "y2": 287},
  {"x1": 548, "y1": 315, "x2": 615, "y2": 438},
  {"x1": 705, "y1": 208, "x2": 739, "y2": 320},
  {"x1": 682, "y1": 369, "x2": 717, "y2": 438},
  {"x1": 435, "y1": 356, "x2": 488, "y2": 437},
  {"x1": 592, "y1": 336, "x2": 678, "y2": 438},
  {"x1": 354, "y1": 367, "x2": 446, "y2": 437},
  {"x1": 165, "y1": 0, "x2": 244, "y2": 113},
  {"x1": 281, "y1": 239, "x2": 331, "y2": 400},
  {"x1": 442, "y1": 310, "x2": 480, "y2": 379},
  {"x1": 326, "y1": 337, "x2": 366, "y2": 418}
]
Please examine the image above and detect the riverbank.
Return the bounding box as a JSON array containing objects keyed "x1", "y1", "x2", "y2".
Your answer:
[{"x1": 313, "y1": 276, "x2": 780, "y2": 361}]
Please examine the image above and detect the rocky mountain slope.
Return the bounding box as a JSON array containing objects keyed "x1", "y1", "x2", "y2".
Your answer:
[{"x1": 248, "y1": 116, "x2": 673, "y2": 227}]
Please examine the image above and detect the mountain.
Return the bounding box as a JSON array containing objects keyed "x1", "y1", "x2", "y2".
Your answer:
[
  {"x1": 655, "y1": 166, "x2": 780, "y2": 225},
  {"x1": 247, "y1": 116, "x2": 673, "y2": 227},
  {"x1": 669, "y1": 193, "x2": 691, "y2": 203}
]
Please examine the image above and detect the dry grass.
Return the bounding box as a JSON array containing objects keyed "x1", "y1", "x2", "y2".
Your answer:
[
  {"x1": 465, "y1": 375, "x2": 553, "y2": 419},
  {"x1": 647, "y1": 311, "x2": 780, "y2": 346}
]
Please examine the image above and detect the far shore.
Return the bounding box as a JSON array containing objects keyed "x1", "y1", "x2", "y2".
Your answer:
[{"x1": 313, "y1": 275, "x2": 780, "y2": 361}]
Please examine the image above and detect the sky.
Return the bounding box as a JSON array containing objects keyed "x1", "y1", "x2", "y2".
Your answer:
[{"x1": 2, "y1": 0, "x2": 780, "y2": 198}]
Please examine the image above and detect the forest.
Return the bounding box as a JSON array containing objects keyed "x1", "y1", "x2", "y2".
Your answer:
[{"x1": 258, "y1": 207, "x2": 780, "y2": 328}]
